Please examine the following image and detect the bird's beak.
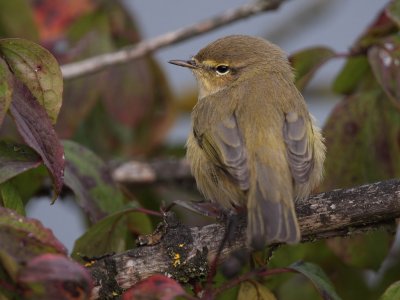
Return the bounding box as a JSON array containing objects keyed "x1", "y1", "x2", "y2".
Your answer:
[{"x1": 169, "y1": 59, "x2": 198, "y2": 69}]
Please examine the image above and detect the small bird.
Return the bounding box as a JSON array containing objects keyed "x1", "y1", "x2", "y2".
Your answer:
[{"x1": 169, "y1": 35, "x2": 325, "y2": 249}]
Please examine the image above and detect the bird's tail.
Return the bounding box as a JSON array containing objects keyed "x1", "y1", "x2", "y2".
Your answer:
[{"x1": 247, "y1": 165, "x2": 300, "y2": 250}]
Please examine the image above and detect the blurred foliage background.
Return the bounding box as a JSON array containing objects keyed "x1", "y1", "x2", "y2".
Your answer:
[{"x1": 1, "y1": 0, "x2": 400, "y2": 299}]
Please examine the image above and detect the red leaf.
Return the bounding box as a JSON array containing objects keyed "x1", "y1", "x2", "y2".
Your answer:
[
  {"x1": 0, "y1": 207, "x2": 67, "y2": 265},
  {"x1": 9, "y1": 78, "x2": 64, "y2": 201},
  {"x1": 122, "y1": 275, "x2": 185, "y2": 300},
  {"x1": 32, "y1": 0, "x2": 95, "y2": 42},
  {"x1": 364, "y1": 8, "x2": 395, "y2": 35},
  {"x1": 350, "y1": 7, "x2": 397, "y2": 52},
  {"x1": 18, "y1": 254, "x2": 93, "y2": 300}
]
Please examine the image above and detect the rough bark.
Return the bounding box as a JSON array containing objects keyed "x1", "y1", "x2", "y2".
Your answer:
[{"x1": 89, "y1": 178, "x2": 400, "y2": 299}]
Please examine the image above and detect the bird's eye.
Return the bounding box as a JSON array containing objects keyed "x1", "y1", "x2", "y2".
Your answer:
[{"x1": 215, "y1": 65, "x2": 230, "y2": 75}]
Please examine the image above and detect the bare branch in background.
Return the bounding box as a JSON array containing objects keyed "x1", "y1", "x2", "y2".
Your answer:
[
  {"x1": 89, "y1": 178, "x2": 400, "y2": 299},
  {"x1": 61, "y1": 0, "x2": 286, "y2": 79},
  {"x1": 266, "y1": 0, "x2": 335, "y2": 44},
  {"x1": 112, "y1": 159, "x2": 191, "y2": 184}
]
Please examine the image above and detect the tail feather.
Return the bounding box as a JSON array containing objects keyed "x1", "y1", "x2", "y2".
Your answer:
[
  {"x1": 247, "y1": 165, "x2": 300, "y2": 249},
  {"x1": 286, "y1": 207, "x2": 300, "y2": 243}
]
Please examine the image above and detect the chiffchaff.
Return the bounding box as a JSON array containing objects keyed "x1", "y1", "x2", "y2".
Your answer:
[{"x1": 169, "y1": 35, "x2": 325, "y2": 249}]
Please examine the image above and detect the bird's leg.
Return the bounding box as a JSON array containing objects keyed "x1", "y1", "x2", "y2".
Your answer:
[
  {"x1": 202, "y1": 210, "x2": 241, "y2": 299},
  {"x1": 207, "y1": 208, "x2": 248, "y2": 278},
  {"x1": 218, "y1": 208, "x2": 246, "y2": 244}
]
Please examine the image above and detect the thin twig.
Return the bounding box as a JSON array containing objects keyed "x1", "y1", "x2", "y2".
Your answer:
[
  {"x1": 132, "y1": 207, "x2": 163, "y2": 217},
  {"x1": 61, "y1": 0, "x2": 286, "y2": 80}
]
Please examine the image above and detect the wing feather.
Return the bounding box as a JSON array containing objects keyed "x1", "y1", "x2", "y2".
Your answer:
[
  {"x1": 283, "y1": 112, "x2": 314, "y2": 184},
  {"x1": 199, "y1": 114, "x2": 250, "y2": 191}
]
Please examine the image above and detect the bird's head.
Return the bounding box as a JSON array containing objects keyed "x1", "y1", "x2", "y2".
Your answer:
[{"x1": 169, "y1": 35, "x2": 291, "y2": 98}]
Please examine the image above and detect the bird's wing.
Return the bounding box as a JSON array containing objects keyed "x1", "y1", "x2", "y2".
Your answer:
[
  {"x1": 283, "y1": 111, "x2": 314, "y2": 183},
  {"x1": 196, "y1": 114, "x2": 250, "y2": 191}
]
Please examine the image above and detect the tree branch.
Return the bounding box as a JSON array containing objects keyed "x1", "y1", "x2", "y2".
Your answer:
[
  {"x1": 61, "y1": 0, "x2": 286, "y2": 80},
  {"x1": 88, "y1": 178, "x2": 400, "y2": 299},
  {"x1": 112, "y1": 159, "x2": 192, "y2": 184}
]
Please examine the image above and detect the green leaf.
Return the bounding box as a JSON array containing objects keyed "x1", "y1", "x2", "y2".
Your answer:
[
  {"x1": 0, "y1": 181, "x2": 25, "y2": 216},
  {"x1": 72, "y1": 208, "x2": 143, "y2": 261},
  {"x1": 266, "y1": 241, "x2": 338, "y2": 294},
  {"x1": 379, "y1": 281, "x2": 400, "y2": 300},
  {"x1": 63, "y1": 140, "x2": 125, "y2": 222},
  {"x1": 0, "y1": 0, "x2": 38, "y2": 41},
  {"x1": 0, "y1": 249, "x2": 19, "y2": 282},
  {"x1": 386, "y1": 0, "x2": 400, "y2": 28},
  {"x1": 332, "y1": 56, "x2": 370, "y2": 94},
  {"x1": 237, "y1": 281, "x2": 277, "y2": 300},
  {"x1": 0, "y1": 140, "x2": 41, "y2": 184},
  {"x1": 321, "y1": 78, "x2": 400, "y2": 191},
  {"x1": 0, "y1": 38, "x2": 63, "y2": 123},
  {"x1": 0, "y1": 58, "x2": 13, "y2": 126},
  {"x1": 8, "y1": 165, "x2": 48, "y2": 204},
  {"x1": 326, "y1": 230, "x2": 390, "y2": 270},
  {"x1": 126, "y1": 209, "x2": 153, "y2": 236},
  {"x1": 0, "y1": 292, "x2": 10, "y2": 300},
  {"x1": 289, "y1": 261, "x2": 341, "y2": 300},
  {"x1": 290, "y1": 47, "x2": 336, "y2": 91}
]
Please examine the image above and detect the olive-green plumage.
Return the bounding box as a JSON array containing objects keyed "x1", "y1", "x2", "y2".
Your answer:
[{"x1": 169, "y1": 35, "x2": 326, "y2": 248}]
